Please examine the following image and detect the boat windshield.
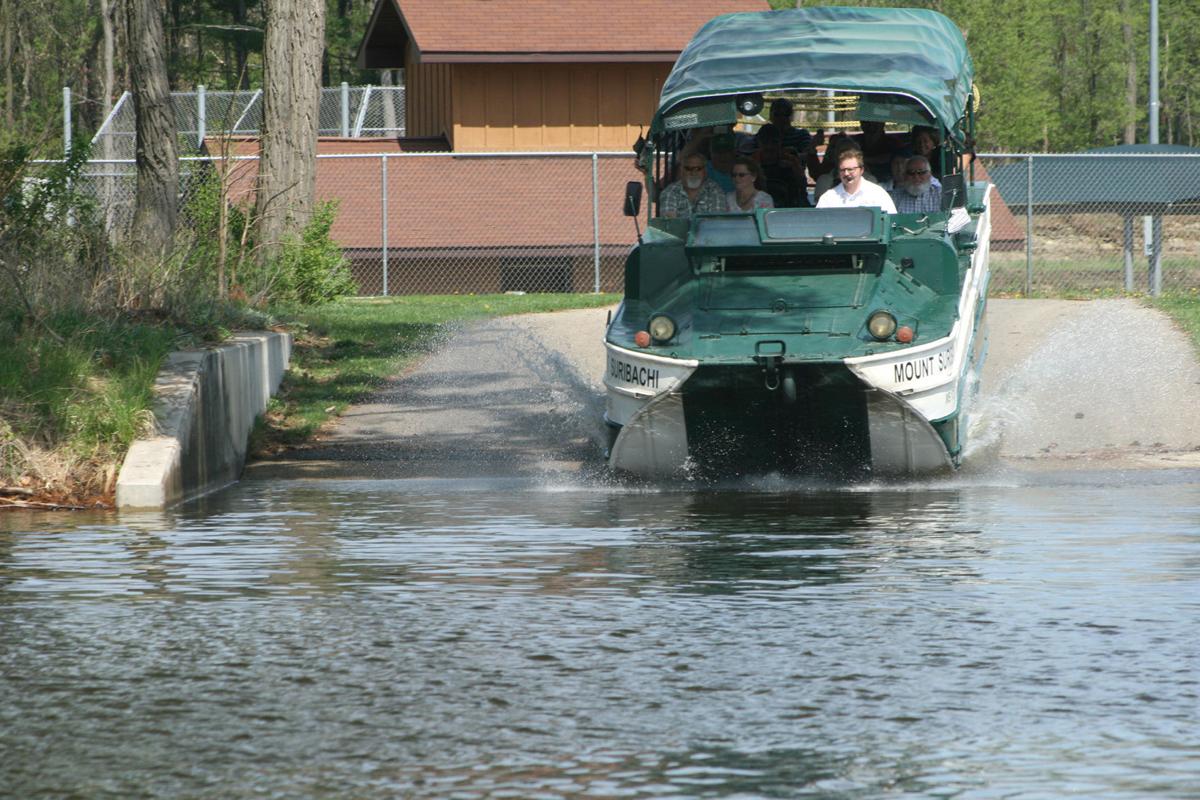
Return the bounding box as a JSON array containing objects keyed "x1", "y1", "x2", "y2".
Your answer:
[{"x1": 689, "y1": 208, "x2": 881, "y2": 248}]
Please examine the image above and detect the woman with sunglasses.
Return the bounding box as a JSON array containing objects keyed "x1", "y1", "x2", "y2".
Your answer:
[{"x1": 726, "y1": 157, "x2": 775, "y2": 213}]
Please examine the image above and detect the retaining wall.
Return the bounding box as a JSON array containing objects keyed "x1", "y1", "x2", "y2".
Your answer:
[{"x1": 115, "y1": 332, "x2": 292, "y2": 509}]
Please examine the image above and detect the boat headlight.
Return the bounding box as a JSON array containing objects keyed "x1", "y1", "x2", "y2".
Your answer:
[
  {"x1": 648, "y1": 314, "x2": 676, "y2": 343},
  {"x1": 867, "y1": 310, "x2": 897, "y2": 340}
]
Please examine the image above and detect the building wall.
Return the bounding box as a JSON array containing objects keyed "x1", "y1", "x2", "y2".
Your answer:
[
  {"x1": 405, "y1": 53, "x2": 453, "y2": 139},
  {"x1": 450, "y1": 62, "x2": 670, "y2": 151}
]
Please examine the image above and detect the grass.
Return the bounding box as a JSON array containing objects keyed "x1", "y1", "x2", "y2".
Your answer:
[
  {"x1": 1149, "y1": 291, "x2": 1200, "y2": 354},
  {"x1": 250, "y1": 293, "x2": 619, "y2": 455},
  {"x1": 0, "y1": 313, "x2": 185, "y2": 501}
]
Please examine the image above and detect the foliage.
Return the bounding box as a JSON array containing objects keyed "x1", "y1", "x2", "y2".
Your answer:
[
  {"x1": 764, "y1": 0, "x2": 1194, "y2": 151},
  {"x1": 266, "y1": 203, "x2": 357, "y2": 306},
  {"x1": 180, "y1": 169, "x2": 355, "y2": 308},
  {"x1": 0, "y1": 139, "x2": 108, "y2": 326},
  {"x1": 0, "y1": 312, "x2": 178, "y2": 488}
]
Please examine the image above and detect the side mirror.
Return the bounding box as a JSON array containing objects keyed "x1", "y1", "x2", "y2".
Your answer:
[{"x1": 623, "y1": 181, "x2": 643, "y2": 217}]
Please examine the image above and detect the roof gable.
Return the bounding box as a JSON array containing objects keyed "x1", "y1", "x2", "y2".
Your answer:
[{"x1": 358, "y1": 0, "x2": 770, "y2": 67}]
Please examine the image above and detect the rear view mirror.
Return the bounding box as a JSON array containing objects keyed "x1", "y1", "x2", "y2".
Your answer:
[{"x1": 623, "y1": 181, "x2": 643, "y2": 217}]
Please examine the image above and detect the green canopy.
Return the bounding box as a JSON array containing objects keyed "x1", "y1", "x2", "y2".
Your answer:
[{"x1": 652, "y1": 7, "x2": 974, "y2": 142}]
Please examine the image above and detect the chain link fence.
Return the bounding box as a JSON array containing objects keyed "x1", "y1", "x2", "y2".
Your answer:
[
  {"x1": 59, "y1": 150, "x2": 1200, "y2": 297},
  {"x1": 89, "y1": 85, "x2": 405, "y2": 159},
  {"x1": 978, "y1": 152, "x2": 1200, "y2": 296}
]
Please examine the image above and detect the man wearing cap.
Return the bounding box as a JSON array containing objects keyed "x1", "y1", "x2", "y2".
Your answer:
[
  {"x1": 658, "y1": 151, "x2": 726, "y2": 219},
  {"x1": 816, "y1": 146, "x2": 897, "y2": 213}
]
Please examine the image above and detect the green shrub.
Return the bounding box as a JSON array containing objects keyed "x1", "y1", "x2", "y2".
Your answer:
[{"x1": 265, "y1": 202, "x2": 357, "y2": 306}]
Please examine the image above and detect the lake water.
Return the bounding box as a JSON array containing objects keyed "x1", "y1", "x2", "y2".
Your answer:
[{"x1": 2, "y1": 468, "x2": 1198, "y2": 798}]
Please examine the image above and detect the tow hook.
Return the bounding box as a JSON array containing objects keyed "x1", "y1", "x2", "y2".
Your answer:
[{"x1": 754, "y1": 340, "x2": 792, "y2": 400}]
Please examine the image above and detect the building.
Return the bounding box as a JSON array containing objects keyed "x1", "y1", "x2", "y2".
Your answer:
[{"x1": 355, "y1": 0, "x2": 770, "y2": 152}]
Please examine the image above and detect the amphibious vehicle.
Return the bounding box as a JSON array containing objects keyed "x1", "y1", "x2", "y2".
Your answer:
[{"x1": 604, "y1": 6, "x2": 991, "y2": 479}]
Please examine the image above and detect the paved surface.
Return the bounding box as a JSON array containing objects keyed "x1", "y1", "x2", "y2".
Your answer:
[{"x1": 244, "y1": 299, "x2": 1200, "y2": 482}]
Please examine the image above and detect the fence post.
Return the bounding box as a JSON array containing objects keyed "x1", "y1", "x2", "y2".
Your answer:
[
  {"x1": 1025, "y1": 155, "x2": 1033, "y2": 295},
  {"x1": 197, "y1": 85, "x2": 206, "y2": 149},
  {"x1": 381, "y1": 155, "x2": 389, "y2": 296},
  {"x1": 1123, "y1": 215, "x2": 1134, "y2": 291},
  {"x1": 592, "y1": 153, "x2": 601, "y2": 293},
  {"x1": 1150, "y1": 215, "x2": 1163, "y2": 296},
  {"x1": 341, "y1": 82, "x2": 350, "y2": 138},
  {"x1": 63, "y1": 87, "x2": 72, "y2": 155}
]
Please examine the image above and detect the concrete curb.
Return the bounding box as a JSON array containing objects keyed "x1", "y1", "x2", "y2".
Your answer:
[{"x1": 115, "y1": 332, "x2": 292, "y2": 510}]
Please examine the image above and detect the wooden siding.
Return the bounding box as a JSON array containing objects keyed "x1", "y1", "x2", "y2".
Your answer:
[
  {"x1": 451, "y1": 63, "x2": 669, "y2": 151},
  {"x1": 405, "y1": 52, "x2": 453, "y2": 139}
]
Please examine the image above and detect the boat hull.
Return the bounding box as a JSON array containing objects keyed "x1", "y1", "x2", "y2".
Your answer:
[{"x1": 606, "y1": 357, "x2": 961, "y2": 479}]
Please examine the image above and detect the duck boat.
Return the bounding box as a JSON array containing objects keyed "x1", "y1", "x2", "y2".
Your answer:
[{"x1": 604, "y1": 7, "x2": 990, "y2": 480}]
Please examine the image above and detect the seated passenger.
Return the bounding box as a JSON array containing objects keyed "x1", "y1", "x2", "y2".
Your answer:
[
  {"x1": 910, "y1": 125, "x2": 945, "y2": 178},
  {"x1": 726, "y1": 157, "x2": 775, "y2": 212},
  {"x1": 853, "y1": 120, "x2": 899, "y2": 181},
  {"x1": 812, "y1": 135, "x2": 876, "y2": 203},
  {"x1": 706, "y1": 132, "x2": 738, "y2": 192},
  {"x1": 752, "y1": 123, "x2": 810, "y2": 207},
  {"x1": 815, "y1": 146, "x2": 897, "y2": 213},
  {"x1": 658, "y1": 151, "x2": 726, "y2": 219},
  {"x1": 891, "y1": 155, "x2": 942, "y2": 214},
  {"x1": 879, "y1": 153, "x2": 908, "y2": 192}
]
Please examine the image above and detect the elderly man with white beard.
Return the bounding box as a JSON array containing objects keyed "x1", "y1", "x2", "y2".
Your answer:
[
  {"x1": 891, "y1": 155, "x2": 943, "y2": 214},
  {"x1": 659, "y1": 150, "x2": 726, "y2": 219}
]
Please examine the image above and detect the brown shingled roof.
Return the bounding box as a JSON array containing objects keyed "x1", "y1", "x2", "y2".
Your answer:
[{"x1": 368, "y1": 0, "x2": 771, "y2": 63}]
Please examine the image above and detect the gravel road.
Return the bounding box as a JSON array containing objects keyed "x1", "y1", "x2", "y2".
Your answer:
[{"x1": 245, "y1": 298, "x2": 1200, "y2": 482}]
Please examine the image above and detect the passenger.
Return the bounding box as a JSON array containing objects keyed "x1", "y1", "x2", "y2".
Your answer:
[
  {"x1": 880, "y1": 153, "x2": 909, "y2": 192},
  {"x1": 706, "y1": 132, "x2": 738, "y2": 192},
  {"x1": 752, "y1": 123, "x2": 810, "y2": 207},
  {"x1": 891, "y1": 155, "x2": 942, "y2": 214},
  {"x1": 815, "y1": 146, "x2": 897, "y2": 213},
  {"x1": 726, "y1": 157, "x2": 775, "y2": 212},
  {"x1": 807, "y1": 131, "x2": 848, "y2": 189},
  {"x1": 812, "y1": 135, "x2": 876, "y2": 203},
  {"x1": 768, "y1": 98, "x2": 815, "y2": 154},
  {"x1": 852, "y1": 120, "x2": 899, "y2": 182},
  {"x1": 910, "y1": 125, "x2": 944, "y2": 178},
  {"x1": 658, "y1": 150, "x2": 726, "y2": 219}
]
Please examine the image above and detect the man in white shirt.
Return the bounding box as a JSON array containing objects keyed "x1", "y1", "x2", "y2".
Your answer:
[{"x1": 815, "y1": 147, "x2": 897, "y2": 214}]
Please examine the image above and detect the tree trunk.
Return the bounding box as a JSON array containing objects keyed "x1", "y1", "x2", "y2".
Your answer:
[
  {"x1": 126, "y1": 0, "x2": 179, "y2": 259},
  {"x1": 256, "y1": 0, "x2": 325, "y2": 261},
  {"x1": 101, "y1": 0, "x2": 116, "y2": 126},
  {"x1": 18, "y1": 19, "x2": 32, "y2": 116},
  {"x1": 100, "y1": 0, "x2": 117, "y2": 232},
  {"x1": 235, "y1": 0, "x2": 249, "y2": 89},
  {"x1": 1120, "y1": 0, "x2": 1137, "y2": 144},
  {"x1": 2, "y1": 0, "x2": 13, "y2": 127}
]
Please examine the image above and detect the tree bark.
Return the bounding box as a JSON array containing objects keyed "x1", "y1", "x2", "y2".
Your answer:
[
  {"x1": 1120, "y1": 0, "x2": 1137, "y2": 144},
  {"x1": 2, "y1": 0, "x2": 13, "y2": 127},
  {"x1": 256, "y1": 0, "x2": 325, "y2": 261},
  {"x1": 126, "y1": 0, "x2": 179, "y2": 258}
]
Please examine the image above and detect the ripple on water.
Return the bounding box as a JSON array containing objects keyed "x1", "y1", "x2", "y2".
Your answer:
[{"x1": 1, "y1": 479, "x2": 1198, "y2": 798}]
